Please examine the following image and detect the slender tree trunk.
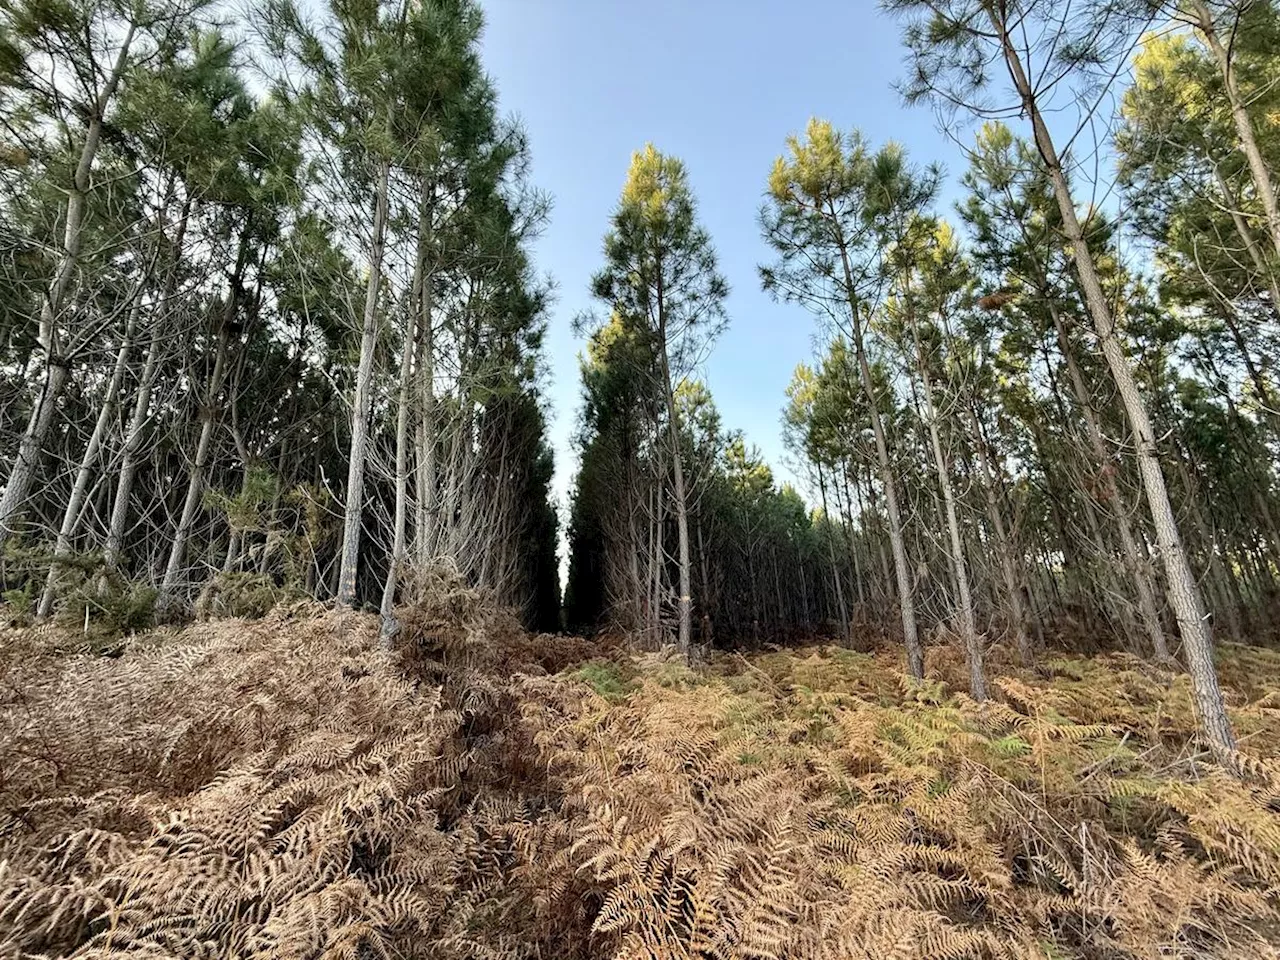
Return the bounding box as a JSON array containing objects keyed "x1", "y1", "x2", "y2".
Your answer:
[
  {"x1": 221, "y1": 331, "x2": 256, "y2": 577},
  {"x1": 995, "y1": 15, "x2": 1235, "y2": 757},
  {"x1": 0, "y1": 23, "x2": 137, "y2": 553},
  {"x1": 864, "y1": 459, "x2": 895, "y2": 610},
  {"x1": 969, "y1": 403, "x2": 1032, "y2": 663},
  {"x1": 656, "y1": 273, "x2": 694, "y2": 656},
  {"x1": 1216, "y1": 300, "x2": 1280, "y2": 437},
  {"x1": 415, "y1": 276, "x2": 437, "y2": 563},
  {"x1": 845, "y1": 471, "x2": 868, "y2": 609},
  {"x1": 817, "y1": 464, "x2": 850, "y2": 643},
  {"x1": 337, "y1": 159, "x2": 390, "y2": 609},
  {"x1": 649, "y1": 473, "x2": 663, "y2": 646},
  {"x1": 831, "y1": 468, "x2": 858, "y2": 616},
  {"x1": 1212, "y1": 166, "x2": 1280, "y2": 324},
  {"x1": 839, "y1": 469, "x2": 868, "y2": 610},
  {"x1": 102, "y1": 197, "x2": 191, "y2": 585},
  {"x1": 627, "y1": 442, "x2": 645, "y2": 631},
  {"x1": 158, "y1": 322, "x2": 232, "y2": 606},
  {"x1": 771, "y1": 545, "x2": 784, "y2": 631},
  {"x1": 446, "y1": 291, "x2": 480, "y2": 564},
  {"x1": 912, "y1": 325, "x2": 985, "y2": 697},
  {"x1": 157, "y1": 221, "x2": 253, "y2": 607},
  {"x1": 1192, "y1": 1, "x2": 1280, "y2": 259},
  {"x1": 38, "y1": 305, "x2": 139, "y2": 616},
  {"x1": 380, "y1": 302, "x2": 419, "y2": 640},
  {"x1": 798, "y1": 552, "x2": 811, "y2": 631},
  {"x1": 745, "y1": 520, "x2": 761, "y2": 640},
  {"x1": 220, "y1": 458, "x2": 251, "y2": 577},
  {"x1": 101, "y1": 333, "x2": 163, "y2": 582},
  {"x1": 834, "y1": 250, "x2": 923, "y2": 676},
  {"x1": 667, "y1": 391, "x2": 693, "y2": 656},
  {"x1": 0, "y1": 363, "x2": 70, "y2": 555},
  {"x1": 1160, "y1": 387, "x2": 1246, "y2": 645},
  {"x1": 1012, "y1": 182, "x2": 1166, "y2": 651},
  {"x1": 697, "y1": 518, "x2": 712, "y2": 636},
  {"x1": 1049, "y1": 300, "x2": 1169, "y2": 660},
  {"x1": 383, "y1": 190, "x2": 433, "y2": 629}
]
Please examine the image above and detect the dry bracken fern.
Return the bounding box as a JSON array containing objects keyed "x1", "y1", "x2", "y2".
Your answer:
[
  {"x1": 0, "y1": 583, "x2": 601, "y2": 960},
  {"x1": 520, "y1": 642, "x2": 1280, "y2": 960},
  {"x1": 5, "y1": 601, "x2": 1280, "y2": 960}
]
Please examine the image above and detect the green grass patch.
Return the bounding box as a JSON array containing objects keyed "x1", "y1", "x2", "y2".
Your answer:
[{"x1": 569, "y1": 659, "x2": 638, "y2": 701}]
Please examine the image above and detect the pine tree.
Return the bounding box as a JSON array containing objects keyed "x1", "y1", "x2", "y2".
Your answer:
[
  {"x1": 761, "y1": 122, "x2": 927, "y2": 679},
  {"x1": 886, "y1": 0, "x2": 1237, "y2": 758},
  {"x1": 587, "y1": 145, "x2": 728, "y2": 656}
]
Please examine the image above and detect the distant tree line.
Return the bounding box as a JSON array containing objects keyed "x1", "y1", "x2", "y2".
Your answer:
[{"x1": 0, "y1": 0, "x2": 560, "y2": 634}]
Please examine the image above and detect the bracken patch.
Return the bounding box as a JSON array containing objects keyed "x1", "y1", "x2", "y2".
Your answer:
[{"x1": 3, "y1": 602, "x2": 1279, "y2": 960}]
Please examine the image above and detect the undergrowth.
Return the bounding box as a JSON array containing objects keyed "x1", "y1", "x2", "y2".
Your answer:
[
  {"x1": 3, "y1": 600, "x2": 1279, "y2": 959},
  {"x1": 0, "y1": 584, "x2": 605, "y2": 960},
  {"x1": 521, "y1": 640, "x2": 1280, "y2": 959}
]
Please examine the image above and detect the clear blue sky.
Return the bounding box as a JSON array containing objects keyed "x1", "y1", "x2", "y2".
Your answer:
[{"x1": 478, "y1": 0, "x2": 965, "y2": 515}]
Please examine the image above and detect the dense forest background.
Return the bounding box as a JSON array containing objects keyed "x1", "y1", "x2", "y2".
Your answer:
[{"x1": 2, "y1": 0, "x2": 1280, "y2": 758}]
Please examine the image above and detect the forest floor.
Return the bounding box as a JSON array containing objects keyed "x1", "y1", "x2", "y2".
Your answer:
[{"x1": 3, "y1": 586, "x2": 1280, "y2": 959}]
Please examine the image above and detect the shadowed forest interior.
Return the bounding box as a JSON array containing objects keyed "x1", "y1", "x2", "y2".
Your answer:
[{"x1": 4, "y1": 0, "x2": 1280, "y2": 957}]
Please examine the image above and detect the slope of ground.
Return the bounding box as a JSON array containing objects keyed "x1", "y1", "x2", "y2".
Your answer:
[{"x1": 3, "y1": 597, "x2": 1280, "y2": 959}]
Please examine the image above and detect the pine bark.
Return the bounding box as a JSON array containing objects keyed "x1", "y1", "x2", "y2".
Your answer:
[
  {"x1": 337, "y1": 159, "x2": 390, "y2": 609},
  {"x1": 101, "y1": 198, "x2": 191, "y2": 582},
  {"x1": 660, "y1": 338, "x2": 694, "y2": 656},
  {"x1": 968, "y1": 402, "x2": 1032, "y2": 663},
  {"x1": 1191, "y1": 1, "x2": 1280, "y2": 260},
  {"x1": 835, "y1": 240, "x2": 924, "y2": 678},
  {"x1": 38, "y1": 304, "x2": 139, "y2": 616},
  {"x1": 909, "y1": 310, "x2": 985, "y2": 698}
]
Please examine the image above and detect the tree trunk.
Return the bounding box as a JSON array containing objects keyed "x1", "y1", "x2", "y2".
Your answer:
[
  {"x1": 0, "y1": 22, "x2": 137, "y2": 554},
  {"x1": 158, "y1": 322, "x2": 232, "y2": 607},
  {"x1": 414, "y1": 283, "x2": 436, "y2": 563},
  {"x1": 649, "y1": 469, "x2": 663, "y2": 646},
  {"x1": 818, "y1": 464, "x2": 850, "y2": 643},
  {"x1": 1048, "y1": 299, "x2": 1169, "y2": 660},
  {"x1": 697, "y1": 517, "x2": 712, "y2": 636},
  {"x1": 834, "y1": 246, "x2": 924, "y2": 677},
  {"x1": 994, "y1": 13, "x2": 1236, "y2": 759},
  {"x1": 160, "y1": 320, "x2": 233, "y2": 599},
  {"x1": 0, "y1": 362, "x2": 70, "y2": 555},
  {"x1": 655, "y1": 265, "x2": 694, "y2": 657},
  {"x1": 864, "y1": 459, "x2": 896, "y2": 611},
  {"x1": 839, "y1": 469, "x2": 868, "y2": 610},
  {"x1": 969, "y1": 402, "x2": 1032, "y2": 664},
  {"x1": 627, "y1": 442, "x2": 645, "y2": 631},
  {"x1": 37, "y1": 304, "x2": 139, "y2": 616},
  {"x1": 1192, "y1": 0, "x2": 1280, "y2": 260},
  {"x1": 157, "y1": 220, "x2": 252, "y2": 608},
  {"x1": 909, "y1": 309, "x2": 985, "y2": 698},
  {"x1": 337, "y1": 159, "x2": 390, "y2": 609},
  {"x1": 101, "y1": 330, "x2": 164, "y2": 583},
  {"x1": 664, "y1": 368, "x2": 693, "y2": 657},
  {"x1": 845, "y1": 471, "x2": 868, "y2": 609},
  {"x1": 381, "y1": 193, "x2": 430, "y2": 637},
  {"x1": 1212, "y1": 165, "x2": 1280, "y2": 326},
  {"x1": 101, "y1": 195, "x2": 192, "y2": 583}
]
